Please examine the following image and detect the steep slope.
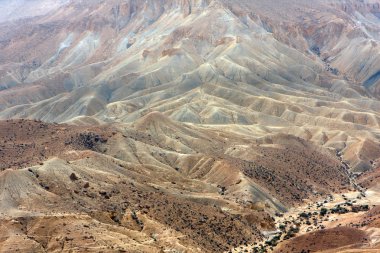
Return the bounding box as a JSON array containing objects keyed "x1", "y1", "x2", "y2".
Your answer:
[
  {"x1": 0, "y1": 0, "x2": 379, "y2": 172},
  {"x1": 1, "y1": 1, "x2": 380, "y2": 252}
]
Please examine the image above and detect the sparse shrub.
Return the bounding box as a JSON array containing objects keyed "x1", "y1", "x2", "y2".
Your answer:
[{"x1": 320, "y1": 208, "x2": 328, "y2": 216}]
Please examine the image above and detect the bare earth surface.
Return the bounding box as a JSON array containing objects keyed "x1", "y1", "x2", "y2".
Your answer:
[
  {"x1": 0, "y1": 0, "x2": 380, "y2": 252},
  {"x1": 0, "y1": 118, "x2": 355, "y2": 252}
]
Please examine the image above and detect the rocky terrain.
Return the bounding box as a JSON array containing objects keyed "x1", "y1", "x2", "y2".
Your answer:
[
  {"x1": 0, "y1": 117, "x2": 353, "y2": 252},
  {"x1": 0, "y1": 0, "x2": 380, "y2": 252},
  {"x1": 0, "y1": 0, "x2": 379, "y2": 173}
]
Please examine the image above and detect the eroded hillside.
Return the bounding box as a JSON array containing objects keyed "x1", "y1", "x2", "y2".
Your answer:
[
  {"x1": 0, "y1": 0, "x2": 379, "y2": 172},
  {"x1": 0, "y1": 118, "x2": 354, "y2": 252},
  {"x1": 1, "y1": 0, "x2": 380, "y2": 252}
]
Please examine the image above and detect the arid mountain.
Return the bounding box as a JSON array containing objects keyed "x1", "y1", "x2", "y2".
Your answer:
[
  {"x1": 0, "y1": 0, "x2": 380, "y2": 172},
  {"x1": 0, "y1": 118, "x2": 351, "y2": 252},
  {"x1": 0, "y1": 0, "x2": 380, "y2": 252}
]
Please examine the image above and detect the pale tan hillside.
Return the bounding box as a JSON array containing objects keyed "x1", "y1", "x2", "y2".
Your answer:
[
  {"x1": 1, "y1": 1, "x2": 380, "y2": 252},
  {"x1": 0, "y1": 0, "x2": 379, "y2": 172},
  {"x1": 0, "y1": 118, "x2": 352, "y2": 252}
]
